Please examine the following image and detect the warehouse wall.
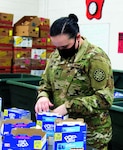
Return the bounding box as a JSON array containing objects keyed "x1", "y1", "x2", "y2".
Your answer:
[
  {"x1": 0, "y1": 0, "x2": 123, "y2": 70},
  {"x1": 39, "y1": 0, "x2": 123, "y2": 71},
  {"x1": 0, "y1": 0, "x2": 39, "y2": 23}
]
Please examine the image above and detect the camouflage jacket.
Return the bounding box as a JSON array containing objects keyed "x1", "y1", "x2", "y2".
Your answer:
[{"x1": 38, "y1": 37, "x2": 114, "y2": 148}]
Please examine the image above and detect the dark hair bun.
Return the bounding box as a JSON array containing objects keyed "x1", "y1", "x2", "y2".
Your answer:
[{"x1": 68, "y1": 14, "x2": 78, "y2": 23}]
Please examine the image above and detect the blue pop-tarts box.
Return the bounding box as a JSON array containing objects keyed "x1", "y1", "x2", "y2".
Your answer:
[
  {"x1": 1, "y1": 118, "x2": 36, "y2": 136},
  {"x1": 114, "y1": 91, "x2": 123, "y2": 98},
  {"x1": 36, "y1": 112, "x2": 65, "y2": 138},
  {"x1": 2, "y1": 128, "x2": 47, "y2": 150},
  {"x1": 53, "y1": 118, "x2": 87, "y2": 150},
  {"x1": 3, "y1": 107, "x2": 31, "y2": 120}
]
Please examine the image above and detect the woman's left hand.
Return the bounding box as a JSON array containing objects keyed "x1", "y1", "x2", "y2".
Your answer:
[{"x1": 53, "y1": 104, "x2": 68, "y2": 116}]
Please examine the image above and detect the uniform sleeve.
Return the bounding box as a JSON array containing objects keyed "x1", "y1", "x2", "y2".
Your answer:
[
  {"x1": 37, "y1": 59, "x2": 52, "y2": 100},
  {"x1": 65, "y1": 55, "x2": 114, "y2": 115}
]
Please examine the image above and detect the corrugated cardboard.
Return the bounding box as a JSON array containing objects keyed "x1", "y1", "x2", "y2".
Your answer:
[
  {"x1": 2, "y1": 128, "x2": 47, "y2": 150},
  {"x1": 0, "y1": 12, "x2": 13, "y2": 26},
  {"x1": 14, "y1": 16, "x2": 40, "y2": 37}
]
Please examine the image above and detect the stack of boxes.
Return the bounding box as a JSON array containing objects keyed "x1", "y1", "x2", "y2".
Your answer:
[
  {"x1": 12, "y1": 15, "x2": 56, "y2": 75},
  {"x1": 54, "y1": 118, "x2": 87, "y2": 150},
  {"x1": 31, "y1": 17, "x2": 55, "y2": 76},
  {"x1": 36, "y1": 112, "x2": 87, "y2": 150},
  {"x1": 39, "y1": 18, "x2": 56, "y2": 60},
  {"x1": 12, "y1": 16, "x2": 41, "y2": 74},
  {"x1": 13, "y1": 36, "x2": 33, "y2": 73},
  {"x1": 0, "y1": 12, "x2": 56, "y2": 75},
  {"x1": 0, "y1": 12, "x2": 14, "y2": 73},
  {"x1": 1, "y1": 108, "x2": 47, "y2": 150}
]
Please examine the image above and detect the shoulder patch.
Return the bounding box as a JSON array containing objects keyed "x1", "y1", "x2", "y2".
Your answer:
[{"x1": 93, "y1": 68, "x2": 106, "y2": 82}]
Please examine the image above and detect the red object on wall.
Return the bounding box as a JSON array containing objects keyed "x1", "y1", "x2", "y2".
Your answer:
[
  {"x1": 118, "y1": 32, "x2": 123, "y2": 53},
  {"x1": 86, "y1": 0, "x2": 105, "y2": 19}
]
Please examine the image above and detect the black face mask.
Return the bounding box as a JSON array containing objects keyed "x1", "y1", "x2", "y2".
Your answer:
[{"x1": 58, "y1": 39, "x2": 78, "y2": 59}]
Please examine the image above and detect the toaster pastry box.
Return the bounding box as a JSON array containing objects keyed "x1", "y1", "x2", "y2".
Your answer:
[
  {"x1": 36, "y1": 112, "x2": 87, "y2": 150},
  {"x1": 0, "y1": 108, "x2": 47, "y2": 150},
  {"x1": 0, "y1": 108, "x2": 87, "y2": 150}
]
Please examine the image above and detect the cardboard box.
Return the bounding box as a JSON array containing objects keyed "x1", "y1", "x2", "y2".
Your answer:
[
  {"x1": 0, "y1": 47, "x2": 13, "y2": 59},
  {"x1": 0, "y1": 36, "x2": 13, "y2": 46},
  {"x1": 1, "y1": 118, "x2": 35, "y2": 136},
  {"x1": 32, "y1": 37, "x2": 47, "y2": 48},
  {"x1": 0, "y1": 58, "x2": 12, "y2": 67},
  {"x1": 13, "y1": 47, "x2": 31, "y2": 59},
  {"x1": 0, "y1": 26, "x2": 13, "y2": 36},
  {"x1": 39, "y1": 17, "x2": 50, "y2": 30},
  {"x1": 36, "y1": 112, "x2": 65, "y2": 138},
  {"x1": 0, "y1": 67, "x2": 11, "y2": 73},
  {"x1": 13, "y1": 36, "x2": 32, "y2": 47},
  {"x1": 14, "y1": 26, "x2": 39, "y2": 37},
  {"x1": 31, "y1": 70, "x2": 44, "y2": 76},
  {"x1": 40, "y1": 29, "x2": 50, "y2": 38},
  {"x1": 12, "y1": 58, "x2": 31, "y2": 70},
  {"x1": 53, "y1": 118, "x2": 87, "y2": 150},
  {"x1": 31, "y1": 49, "x2": 46, "y2": 59},
  {"x1": 31, "y1": 59, "x2": 46, "y2": 70},
  {"x1": 3, "y1": 107, "x2": 31, "y2": 120},
  {"x1": 2, "y1": 128, "x2": 47, "y2": 150},
  {"x1": 12, "y1": 68, "x2": 31, "y2": 74},
  {"x1": 15, "y1": 16, "x2": 40, "y2": 27},
  {"x1": 46, "y1": 37, "x2": 55, "y2": 47},
  {"x1": 0, "y1": 12, "x2": 13, "y2": 26},
  {"x1": 14, "y1": 16, "x2": 40, "y2": 37}
]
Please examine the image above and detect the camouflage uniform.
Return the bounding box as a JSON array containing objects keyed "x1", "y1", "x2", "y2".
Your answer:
[{"x1": 37, "y1": 37, "x2": 114, "y2": 149}]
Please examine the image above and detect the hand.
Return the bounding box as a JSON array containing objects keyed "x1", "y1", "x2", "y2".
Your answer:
[
  {"x1": 35, "y1": 97, "x2": 54, "y2": 113},
  {"x1": 53, "y1": 104, "x2": 68, "y2": 116}
]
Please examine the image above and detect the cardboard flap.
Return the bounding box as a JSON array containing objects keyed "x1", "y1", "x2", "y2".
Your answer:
[
  {"x1": 12, "y1": 128, "x2": 45, "y2": 137},
  {"x1": 2, "y1": 118, "x2": 32, "y2": 125},
  {"x1": 14, "y1": 16, "x2": 40, "y2": 27},
  {"x1": 55, "y1": 118, "x2": 85, "y2": 125}
]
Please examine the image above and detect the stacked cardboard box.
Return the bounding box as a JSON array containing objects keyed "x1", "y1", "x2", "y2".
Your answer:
[
  {"x1": 12, "y1": 36, "x2": 32, "y2": 73},
  {"x1": 39, "y1": 17, "x2": 56, "y2": 59},
  {"x1": 0, "y1": 14, "x2": 56, "y2": 75},
  {"x1": 13, "y1": 16, "x2": 40, "y2": 73},
  {"x1": 13, "y1": 16, "x2": 40, "y2": 37},
  {"x1": 36, "y1": 112, "x2": 87, "y2": 149},
  {"x1": 0, "y1": 108, "x2": 47, "y2": 150},
  {"x1": 31, "y1": 17, "x2": 55, "y2": 76},
  {"x1": 53, "y1": 118, "x2": 87, "y2": 150},
  {"x1": 0, "y1": 12, "x2": 14, "y2": 73}
]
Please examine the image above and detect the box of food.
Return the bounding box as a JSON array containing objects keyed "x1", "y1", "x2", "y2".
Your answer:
[
  {"x1": 1, "y1": 118, "x2": 35, "y2": 136},
  {"x1": 13, "y1": 36, "x2": 32, "y2": 47},
  {"x1": 32, "y1": 37, "x2": 47, "y2": 48},
  {"x1": 0, "y1": 26, "x2": 13, "y2": 36},
  {"x1": 0, "y1": 47, "x2": 13, "y2": 59},
  {"x1": 0, "y1": 12, "x2": 13, "y2": 26},
  {"x1": 0, "y1": 36, "x2": 13, "y2": 47},
  {"x1": 0, "y1": 58, "x2": 12, "y2": 67},
  {"x1": 12, "y1": 58, "x2": 31, "y2": 70},
  {"x1": 36, "y1": 112, "x2": 65, "y2": 138},
  {"x1": 31, "y1": 59, "x2": 46, "y2": 70},
  {"x1": 2, "y1": 128, "x2": 47, "y2": 150},
  {"x1": 14, "y1": 16, "x2": 40, "y2": 37},
  {"x1": 39, "y1": 17, "x2": 50, "y2": 30},
  {"x1": 31, "y1": 48, "x2": 46, "y2": 59},
  {"x1": 13, "y1": 47, "x2": 31, "y2": 59},
  {"x1": 53, "y1": 118, "x2": 87, "y2": 150},
  {"x1": 3, "y1": 107, "x2": 31, "y2": 120}
]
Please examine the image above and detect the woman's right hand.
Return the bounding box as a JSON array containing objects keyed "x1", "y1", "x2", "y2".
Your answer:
[{"x1": 35, "y1": 97, "x2": 54, "y2": 113}]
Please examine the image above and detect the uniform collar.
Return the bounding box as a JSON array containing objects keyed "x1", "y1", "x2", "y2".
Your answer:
[{"x1": 74, "y1": 37, "x2": 89, "y2": 63}]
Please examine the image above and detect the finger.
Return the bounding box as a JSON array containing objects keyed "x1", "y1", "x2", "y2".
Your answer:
[
  {"x1": 41, "y1": 102, "x2": 49, "y2": 112},
  {"x1": 35, "y1": 102, "x2": 42, "y2": 113},
  {"x1": 49, "y1": 101, "x2": 54, "y2": 107}
]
